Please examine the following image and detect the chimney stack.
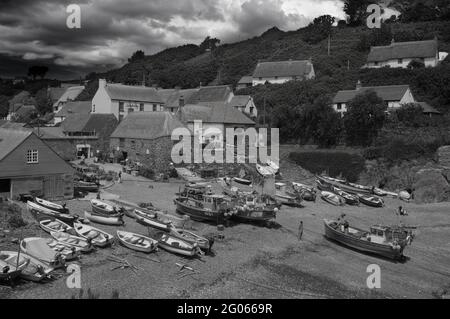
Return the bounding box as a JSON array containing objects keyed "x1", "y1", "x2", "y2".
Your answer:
[
  {"x1": 99, "y1": 78, "x2": 107, "y2": 88},
  {"x1": 179, "y1": 95, "x2": 185, "y2": 108},
  {"x1": 356, "y1": 80, "x2": 362, "y2": 90}
]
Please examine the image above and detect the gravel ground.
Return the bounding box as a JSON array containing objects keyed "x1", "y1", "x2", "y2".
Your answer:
[{"x1": 1, "y1": 169, "x2": 449, "y2": 299}]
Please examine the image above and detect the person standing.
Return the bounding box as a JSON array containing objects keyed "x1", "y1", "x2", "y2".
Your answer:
[
  {"x1": 118, "y1": 171, "x2": 122, "y2": 183},
  {"x1": 298, "y1": 221, "x2": 303, "y2": 240}
]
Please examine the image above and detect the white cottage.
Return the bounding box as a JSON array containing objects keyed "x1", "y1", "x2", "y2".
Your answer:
[
  {"x1": 332, "y1": 82, "x2": 416, "y2": 116},
  {"x1": 252, "y1": 59, "x2": 315, "y2": 86},
  {"x1": 92, "y1": 79, "x2": 163, "y2": 121},
  {"x1": 364, "y1": 39, "x2": 441, "y2": 69}
]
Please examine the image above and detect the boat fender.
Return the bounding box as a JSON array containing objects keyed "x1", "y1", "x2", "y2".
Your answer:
[{"x1": 274, "y1": 207, "x2": 279, "y2": 213}]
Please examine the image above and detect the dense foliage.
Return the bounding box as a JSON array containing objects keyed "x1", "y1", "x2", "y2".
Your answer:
[{"x1": 289, "y1": 151, "x2": 365, "y2": 182}]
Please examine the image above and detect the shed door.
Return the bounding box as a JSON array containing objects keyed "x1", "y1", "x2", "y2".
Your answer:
[{"x1": 43, "y1": 175, "x2": 65, "y2": 200}]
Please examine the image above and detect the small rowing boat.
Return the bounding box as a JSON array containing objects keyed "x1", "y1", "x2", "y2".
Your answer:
[
  {"x1": 50, "y1": 231, "x2": 95, "y2": 253},
  {"x1": 73, "y1": 222, "x2": 113, "y2": 248},
  {"x1": 358, "y1": 194, "x2": 384, "y2": 208},
  {"x1": 34, "y1": 197, "x2": 69, "y2": 214},
  {"x1": 321, "y1": 191, "x2": 345, "y2": 206},
  {"x1": 27, "y1": 201, "x2": 77, "y2": 224},
  {"x1": 291, "y1": 182, "x2": 317, "y2": 201},
  {"x1": 232, "y1": 177, "x2": 252, "y2": 186},
  {"x1": 169, "y1": 228, "x2": 211, "y2": 251},
  {"x1": 20, "y1": 237, "x2": 66, "y2": 268},
  {"x1": 39, "y1": 219, "x2": 74, "y2": 234},
  {"x1": 116, "y1": 231, "x2": 158, "y2": 253},
  {"x1": 0, "y1": 254, "x2": 28, "y2": 282},
  {"x1": 331, "y1": 187, "x2": 359, "y2": 205},
  {"x1": 155, "y1": 232, "x2": 200, "y2": 257},
  {"x1": 90, "y1": 199, "x2": 119, "y2": 216},
  {"x1": 134, "y1": 209, "x2": 173, "y2": 231},
  {"x1": 84, "y1": 211, "x2": 124, "y2": 226},
  {"x1": 0, "y1": 251, "x2": 53, "y2": 282}
]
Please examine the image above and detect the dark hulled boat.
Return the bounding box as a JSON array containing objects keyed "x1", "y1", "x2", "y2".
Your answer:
[
  {"x1": 324, "y1": 219, "x2": 413, "y2": 260},
  {"x1": 174, "y1": 194, "x2": 229, "y2": 223}
]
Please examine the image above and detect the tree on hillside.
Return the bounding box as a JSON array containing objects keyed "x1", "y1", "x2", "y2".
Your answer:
[
  {"x1": 299, "y1": 96, "x2": 342, "y2": 147},
  {"x1": 200, "y1": 36, "x2": 221, "y2": 51},
  {"x1": 35, "y1": 88, "x2": 53, "y2": 115},
  {"x1": 357, "y1": 24, "x2": 392, "y2": 51},
  {"x1": 27, "y1": 65, "x2": 49, "y2": 80},
  {"x1": 128, "y1": 50, "x2": 145, "y2": 63},
  {"x1": 344, "y1": 91, "x2": 387, "y2": 146},
  {"x1": 344, "y1": 0, "x2": 376, "y2": 26},
  {"x1": 303, "y1": 15, "x2": 336, "y2": 44}
]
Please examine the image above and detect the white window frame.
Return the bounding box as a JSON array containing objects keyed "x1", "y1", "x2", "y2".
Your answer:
[{"x1": 27, "y1": 149, "x2": 38, "y2": 164}]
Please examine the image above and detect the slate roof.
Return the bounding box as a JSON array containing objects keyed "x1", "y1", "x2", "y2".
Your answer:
[
  {"x1": 229, "y1": 95, "x2": 251, "y2": 107},
  {"x1": 55, "y1": 101, "x2": 92, "y2": 118},
  {"x1": 333, "y1": 85, "x2": 411, "y2": 103},
  {"x1": 158, "y1": 88, "x2": 199, "y2": 108},
  {"x1": 54, "y1": 86, "x2": 85, "y2": 106},
  {"x1": 9, "y1": 91, "x2": 36, "y2": 112},
  {"x1": 186, "y1": 86, "x2": 232, "y2": 104},
  {"x1": 111, "y1": 112, "x2": 186, "y2": 140},
  {"x1": 238, "y1": 76, "x2": 253, "y2": 84},
  {"x1": 416, "y1": 102, "x2": 441, "y2": 114},
  {"x1": 252, "y1": 60, "x2": 313, "y2": 78},
  {"x1": 105, "y1": 83, "x2": 162, "y2": 103},
  {"x1": 0, "y1": 126, "x2": 33, "y2": 161},
  {"x1": 48, "y1": 87, "x2": 67, "y2": 103},
  {"x1": 367, "y1": 39, "x2": 438, "y2": 62},
  {"x1": 180, "y1": 103, "x2": 255, "y2": 125},
  {"x1": 61, "y1": 113, "x2": 118, "y2": 133}
]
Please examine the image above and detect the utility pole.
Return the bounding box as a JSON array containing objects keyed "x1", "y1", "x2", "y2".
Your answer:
[
  {"x1": 347, "y1": 60, "x2": 350, "y2": 70},
  {"x1": 263, "y1": 96, "x2": 266, "y2": 126},
  {"x1": 328, "y1": 34, "x2": 331, "y2": 56}
]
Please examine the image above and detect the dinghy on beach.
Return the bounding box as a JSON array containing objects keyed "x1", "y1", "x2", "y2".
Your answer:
[
  {"x1": 84, "y1": 211, "x2": 124, "y2": 226},
  {"x1": 0, "y1": 251, "x2": 53, "y2": 282},
  {"x1": 27, "y1": 201, "x2": 77, "y2": 224},
  {"x1": 116, "y1": 231, "x2": 158, "y2": 253},
  {"x1": 34, "y1": 197, "x2": 69, "y2": 214},
  {"x1": 73, "y1": 222, "x2": 113, "y2": 248},
  {"x1": 155, "y1": 232, "x2": 200, "y2": 257}
]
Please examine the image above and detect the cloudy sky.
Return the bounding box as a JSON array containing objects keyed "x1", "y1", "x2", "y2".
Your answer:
[{"x1": 0, "y1": 0, "x2": 348, "y2": 80}]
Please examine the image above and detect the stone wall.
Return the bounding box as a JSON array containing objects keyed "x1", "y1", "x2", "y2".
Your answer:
[
  {"x1": 44, "y1": 138, "x2": 106, "y2": 161},
  {"x1": 437, "y1": 146, "x2": 450, "y2": 167},
  {"x1": 110, "y1": 136, "x2": 174, "y2": 173}
]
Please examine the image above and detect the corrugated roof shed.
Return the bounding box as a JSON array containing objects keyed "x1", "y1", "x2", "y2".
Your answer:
[
  {"x1": 55, "y1": 101, "x2": 92, "y2": 117},
  {"x1": 333, "y1": 85, "x2": 411, "y2": 103},
  {"x1": 111, "y1": 112, "x2": 186, "y2": 140},
  {"x1": 367, "y1": 39, "x2": 438, "y2": 62},
  {"x1": 105, "y1": 83, "x2": 162, "y2": 103},
  {"x1": 252, "y1": 60, "x2": 313, "y2": 78}
]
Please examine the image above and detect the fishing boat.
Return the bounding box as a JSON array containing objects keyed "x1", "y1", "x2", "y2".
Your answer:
[
  {"x1": 134, "y1": 209, "x2": 173, "y2": 231},
  {"x1": 331, "y1": 187, "x2": 360, "y2": 205},
  {"x1": 256, "y1": 164, "x2": 275, "y2": 177},
  {"x1": 50, "y1": 231, "x2": 95, "y2": 253},
  {"x1": 74, "y1": 180, "x2": 99, "y2": 192},
  {"x1": 316, "y1": 179, "x2": 333, "y2": 192},
  {"x1": 39, "y1": 219, "x2": 74, "y2": 234},
  {"x1": 275, "y1": 183, "x2": 302, "y2": 206},
  {"x1": 116, "y1": 231, "x2": 158, "y2": 253},
  {"x1": 169, "y1": 228, "x2": 211, "y2": 251},
  {"x1": 84, "y1": 211, "x2": 124, "y2": 226},
  {"x1": 230, "y1": 195, "x2": 278, "y2": 224},
  {"x1": 91, "y1": 199, "x2": 120, "y2": 216},
  {"x1": 155, "y1": 232, "x2": 200, "y2": 257},
  {"x1": 321, "y1": 191, "x2": 345, "y2": 206},
  {"x1": 34, "y1": 197, "x2": 69, "y2": 214},
  {"x1": 0, "y1": 251, "x2": 53, "y2": 282},
  {"x1": 27, "y1": 201, "x2": 77, "y2": 224},
  {"x1": 0, "y1": 255, "x2": 28, "y2": 282},
  {"x1": 323, "y1": 219, "x2": 413, "y2": 260},
  {"x1": 174, "y1": 192, "x2": 230, "y2": 223},
  {"x1": 20, "y1": 238, "x2": 66, "y2": 268},
  {"x1": 232, "y1": 177, "x2": 252, "y2": 186},
  {"x1": 358, "y1": 194, "x2": 384, "y2": 208},
  {"x1": 73, "y1": 222, "x2": 113, "y2": 248}
]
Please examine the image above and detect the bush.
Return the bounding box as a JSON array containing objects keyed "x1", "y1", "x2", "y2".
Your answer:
[
  {"x1": 289, "y1": 151, "x2": 365, "y2": 182},
  {"x1": 0, "y1": 202, "x2": 27, "y2": 229},
  {"x1": 139, "y1": 166, "x2": 155, "y2": 180}
]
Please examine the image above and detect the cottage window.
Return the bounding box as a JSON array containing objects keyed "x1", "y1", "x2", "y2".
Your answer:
[
  {"x1": 119, "y1": 102, "x2": 124, "y2": 112},
  {"x1": 274, "y1": 76, "x2": 278, "y2": 80},
  {"x1": 119, "y1": 138, "x2": 125, "y2": 148},
  {"x1": 26, "y1": 149, "x2": 38, "y2": 164},
  {"x1": 128, "y1": 108, "x2": 134, "y2": 113},
  {"x1": 249, "y1": 106, "x2": 254, "y2": 115},
  {"x1": 337, "y1": 103, "x2": 342, "y2": 110},
  {"x1": 398, "y1": 58, "x2": 403, "y2": 64},
  {"x1": 374, "y1": 62, "x2": 379, "y2": 66},
  {"x1": 92, "y1": 104, "x2": 96, "y2": 112},
  {"x1": 139, "y1": 103, "x2": 144, "y2": 111},
  {"x1": 153, "y1": 104, "x2": 157, "y2": 112}
]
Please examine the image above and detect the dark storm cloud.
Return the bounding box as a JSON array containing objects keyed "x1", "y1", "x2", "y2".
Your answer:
[{"x1": 0, "y1": 0, "x2": 345, "y2": 79}]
